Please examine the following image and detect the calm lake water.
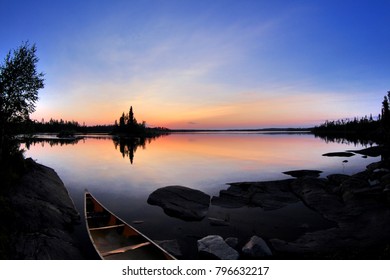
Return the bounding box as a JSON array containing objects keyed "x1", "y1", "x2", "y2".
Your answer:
[{"x1": 22, "y1": 132, "x2": 379, "y2": 259}]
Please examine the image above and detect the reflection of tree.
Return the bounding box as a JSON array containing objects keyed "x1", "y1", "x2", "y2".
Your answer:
[
  {"x1": 21, "y1": 137, "x2": 83, "y2": 149},
  {"x1": 112, "y1": 134, "x2": 168, "y2": 164},
  {"x1": 313, "y1": 134, "x2": 376, "y2": 147}
]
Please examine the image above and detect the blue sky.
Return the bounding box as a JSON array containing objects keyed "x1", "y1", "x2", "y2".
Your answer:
[{"x1": 1, "y1": 0, "x2": 389, "y2": 128}]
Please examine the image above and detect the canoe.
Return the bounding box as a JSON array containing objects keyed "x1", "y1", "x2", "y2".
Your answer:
[{"x1": 84, "y1": 192, "x2": 176, "y2": 260}]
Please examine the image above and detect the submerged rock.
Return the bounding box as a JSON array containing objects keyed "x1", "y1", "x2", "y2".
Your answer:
[
  {"x1": 155, "y1": 239, "x2": 182, "y2": 257},
  {"x1": 197, "y1": 235, "x2": 239, "y2": 260},
  {"x1": 147, "y1": 185, "x2": 210, "y2": 221},
  {"x1": 208, "y1": 217, "x2": 230, "y2": 226}
]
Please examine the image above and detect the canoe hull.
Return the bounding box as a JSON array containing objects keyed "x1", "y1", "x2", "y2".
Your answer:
[{"x1": 85, "y1": 192, "x2": 176, "y2": 260}]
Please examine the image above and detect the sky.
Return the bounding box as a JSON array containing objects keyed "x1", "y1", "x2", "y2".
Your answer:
[{"x1": 1, "y1": 0, "x2": 390, "y2": 129}]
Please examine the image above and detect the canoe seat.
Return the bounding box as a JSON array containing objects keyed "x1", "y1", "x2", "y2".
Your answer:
[{"x1": 101, "y1": 242, "x2": 152, "y2": 257}]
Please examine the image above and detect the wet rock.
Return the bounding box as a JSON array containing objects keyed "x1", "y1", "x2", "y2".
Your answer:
[
  {"x1": 283, "y1": 170, "x2": 323, "y2": 178},
  {"x1": 147, "y1": 185, "x2": 210, "y2": 221},
  {"x1": 242, "y1": 236, "x2": 272, "y2": 257},
  {"x1": 197, "y1": 235, "x2": 239, "y2": 260},
  {"x1": 213, "y1": 180, "x2": 298, "y2": 210},
  {"x1": 322, "y1": 152, "x2": 355, "y2": 157}
]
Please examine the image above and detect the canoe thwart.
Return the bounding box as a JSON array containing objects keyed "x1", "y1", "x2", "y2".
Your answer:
[
  {"x1": 101, "y1": 242, "x2": 152, "y2": 257},
  {"x1": 89, "y1": 224, "x2": 125, "y2": 231}
]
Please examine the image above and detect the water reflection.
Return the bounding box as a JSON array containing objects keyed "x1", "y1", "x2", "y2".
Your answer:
[
  {"x1": 21, "y1": 136, "x2": 82, "y2": 149},
  {"x1": 21, "y1": 132, "x2": 382, "y2": 259},
  {"x1": 314, "y1": 133, "x2": 377, "y2": 146},
  {"x1": 112, "y1": 134, "x2": 166, "y2": 164}
]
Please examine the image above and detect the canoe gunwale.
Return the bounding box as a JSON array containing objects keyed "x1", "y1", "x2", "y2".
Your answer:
[{"x1": 84, "y1": 191, "x2": 176, "y2": 260}]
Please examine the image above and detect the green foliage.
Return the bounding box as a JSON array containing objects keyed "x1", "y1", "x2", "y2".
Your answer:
[{"x1": 0, "y1": 42, "x2": 44, "y2": 124}]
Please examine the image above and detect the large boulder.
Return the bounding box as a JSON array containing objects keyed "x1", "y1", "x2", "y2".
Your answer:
[
  {"x1": 9, "y1": 158, "x2": 83, "y2": 259},
  {"x1": 197, "y1": 235, "x2": 239, "y2": 260},
  {"x1": 147, "y1": 185, "x2": 210, "y2": 221}
]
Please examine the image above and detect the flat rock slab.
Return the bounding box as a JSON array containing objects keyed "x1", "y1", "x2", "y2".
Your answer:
[
  {"x1": 322, "y1": 152, "x2": 355, "y2": 157},
  {"x1": 283, "y1": 170, "x2": 323, "y2": 178},
  {"x1": 212, "y1": 180, "x2": 298, "y2": 210},
  {"x1": 349, "y1": 146, "x2": 386, "y2": 157},
  {"x1": 147, "y1": 185, "x2": 210, "y2": 221}
]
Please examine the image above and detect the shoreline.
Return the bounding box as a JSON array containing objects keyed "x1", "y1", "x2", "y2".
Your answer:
[
  {"x1": 4, "y1": 158, "x2": 84, "y2": 259},
  {"x1": 4, "y1": 144, "x2": 390, "y2": 260},
  {"x1": 214, "y1": 158, "x2": 390, "y2": 259}
]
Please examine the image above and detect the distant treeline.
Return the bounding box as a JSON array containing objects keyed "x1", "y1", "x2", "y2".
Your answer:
[
  {"x1": 23, "y1": 106, "x2": 169, "y2": 136},
  {"x1": 312, "y1": 92, "x2": 390, "y2": 143},
  {"x1": 25, "y1": 118, "x2": 115, "y2": 134}
]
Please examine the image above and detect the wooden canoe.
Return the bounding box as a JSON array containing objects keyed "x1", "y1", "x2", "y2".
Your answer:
[{"x1": 84, "y1": 192, "x2": 176, "y2": 260}]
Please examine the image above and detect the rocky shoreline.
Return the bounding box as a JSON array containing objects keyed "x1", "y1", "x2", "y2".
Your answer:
[
  {"x1": 5, "y1": 158, "x2": 84, "y2": 259},
  {"x1": 149, "y1": 146, "x2": 390, "y2": 259},
  {"x1": 4, "y1": 145, "x2": 390, "y2": 260}
]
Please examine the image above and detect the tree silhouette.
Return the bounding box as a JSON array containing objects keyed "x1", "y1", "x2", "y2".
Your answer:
[
  {"x1": 0, "y1": 42, "x2": 44, "y2": 161},
  {"x1": 382, "y1": 92, "x2": 390, "y2": 127}
]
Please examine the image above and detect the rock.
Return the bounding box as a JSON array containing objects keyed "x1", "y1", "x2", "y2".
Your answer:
[
  {"x1": 155, "y1": 240, "x2": 182, "y2": 257},
  {"x1": 242, "y1": 236, "x2": 272, "y2": 257},
  {"x1": 340, "y1": 177, "x2": 370, "y2": 194},
  {"x1": 381, "y1": 173, "x2": 390, "y2": 185},
  {"x1": 197, "y1": 235, "x2": 239, "y2": 260},
  {"x1": 350, "y1": 146, "x2": 385, "y2": 157},
  {"x1": 322, "y1": 152, "x2": 355, "y2": 157},
  {"x1": 225, "y1": 237, "x2": 239, "y2": 249},
  {"x1": 147, "y1": 185, "x2": 210, "y2": 221},
  {"x1": 213, "y1": 180, "x2": 298, "y2": 210},
  {"x1": 283, "y1": 170, "x2": 323, "y2": 178},
  {"x1": 291, "y1": 177, "x2": 345, "y2": 221},
  {"x1": 367, "y1": 161, "x2": 383, "y2": 171},
  {"x1": 327, "y1": 174, "x2": 351, "y2": 185},
  {"x1": 9, "y1": 158, "x2": 83, "y2": 259}
]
